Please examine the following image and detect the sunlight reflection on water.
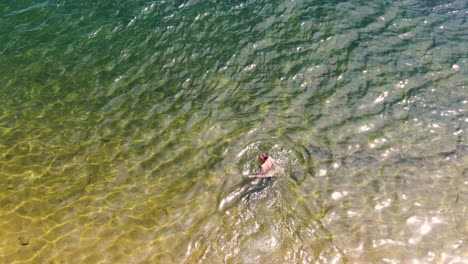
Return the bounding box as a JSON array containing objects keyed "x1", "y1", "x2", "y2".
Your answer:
[{"x1": 0, "y1": 0, "x2": 467, "y2": 263}]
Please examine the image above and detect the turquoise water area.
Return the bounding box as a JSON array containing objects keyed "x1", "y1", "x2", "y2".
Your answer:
[{"x1": 0, "y1": 0, "x2": 467, "y2": 263}]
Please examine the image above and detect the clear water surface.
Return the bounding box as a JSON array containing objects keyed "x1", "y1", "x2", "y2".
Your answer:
[{"x1": 0, "y1": 0, "x2": 467, "y2": 263}]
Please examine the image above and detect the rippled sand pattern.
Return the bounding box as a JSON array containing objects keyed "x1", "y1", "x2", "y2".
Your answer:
[{"x1": 0, "y1": 0, "x2": 467, "y2": 263}]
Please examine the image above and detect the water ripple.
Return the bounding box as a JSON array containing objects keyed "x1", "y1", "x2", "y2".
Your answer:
[{"x1": 0, "y1": 0, "x2": 467, "y2": 263}]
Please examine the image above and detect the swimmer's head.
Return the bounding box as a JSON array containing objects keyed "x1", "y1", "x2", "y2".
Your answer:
[{"x1": 259, "y1": 152, "x2": 269, "y2": 163}]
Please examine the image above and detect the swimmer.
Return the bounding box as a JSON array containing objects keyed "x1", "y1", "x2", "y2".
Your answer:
[{"x1": 248, "y1": 152, "x2": 276, "y2": 178}]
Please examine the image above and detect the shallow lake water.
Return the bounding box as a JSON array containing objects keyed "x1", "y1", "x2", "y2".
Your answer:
[{"x1": 0, "y1": 0, "x2": 467, "y2": 263}]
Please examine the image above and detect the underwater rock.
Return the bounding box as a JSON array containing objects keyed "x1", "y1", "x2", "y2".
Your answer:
[{"x1": 18, "y1": 235, "x2": 29, "y2": 246}]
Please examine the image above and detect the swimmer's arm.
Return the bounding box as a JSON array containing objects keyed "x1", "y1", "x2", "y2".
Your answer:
[{"x1": 248, "y1": 173, "x2": 273, "y2": 178}]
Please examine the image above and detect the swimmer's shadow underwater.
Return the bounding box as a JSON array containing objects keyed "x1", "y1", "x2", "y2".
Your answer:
[{"x1": 218, "y1": 152, "x2": 285, "y2": 212}]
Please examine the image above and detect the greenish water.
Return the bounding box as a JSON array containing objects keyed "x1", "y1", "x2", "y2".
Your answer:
[{"x1": 0, "y1": 0, "x2": 467, "y2": 263}]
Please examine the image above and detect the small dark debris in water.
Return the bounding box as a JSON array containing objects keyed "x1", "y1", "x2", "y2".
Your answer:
[
  {"x1": 18, "y1": 236, "x2": 29, "y2": 246},
  {"x1": 100, "y1": 138, "x2": 110, "y2": 143},
  {"x1": 5, "y1": 154, "x2": 13, "y2": 160}
]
